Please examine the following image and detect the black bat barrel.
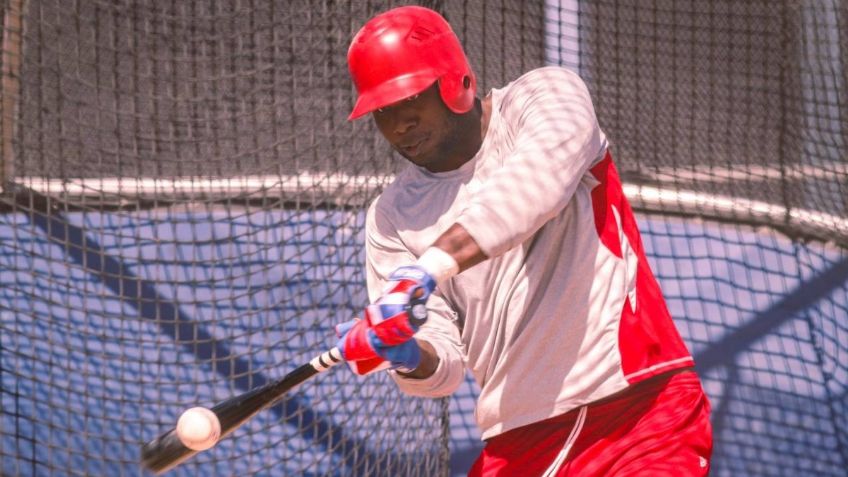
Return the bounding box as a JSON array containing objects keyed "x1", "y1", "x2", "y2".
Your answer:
[{"x1": 140, "y1": 362, "x2": 324, "y2": 474}]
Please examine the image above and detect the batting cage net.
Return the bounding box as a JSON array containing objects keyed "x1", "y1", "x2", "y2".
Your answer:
[{"x1": 0, "y1": 1, "x2": 845, "y2": 476}]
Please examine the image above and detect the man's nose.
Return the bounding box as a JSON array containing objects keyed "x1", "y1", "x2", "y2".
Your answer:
[{"x1": 390, "y1": 109, "x2": 418, "y2": 135}]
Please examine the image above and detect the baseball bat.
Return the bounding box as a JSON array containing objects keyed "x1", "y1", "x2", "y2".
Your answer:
[{"x1": 140, "y1": 347, "x2": 344, "y2": 475}]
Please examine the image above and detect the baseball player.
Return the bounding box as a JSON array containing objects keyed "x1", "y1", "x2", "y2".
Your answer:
[{"x1": 336, "y1": 6, "x2": 713, "y2": 476}]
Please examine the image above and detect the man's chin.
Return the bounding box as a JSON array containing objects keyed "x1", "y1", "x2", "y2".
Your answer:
[
  {"x1": 398, "y1": 150, "x2": 429, "y2": 167},
  {"x1": 407, "y1": 159, "x2": 428, "y2": 168}
]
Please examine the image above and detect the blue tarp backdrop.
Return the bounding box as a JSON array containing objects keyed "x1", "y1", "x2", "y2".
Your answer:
[{"x1": 2, "y1": 209, "x2": 846, "y2": 476}]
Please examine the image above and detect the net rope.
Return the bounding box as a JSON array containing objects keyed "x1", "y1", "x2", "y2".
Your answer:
[{"x1": 0, "y1": 1, "x2": 846, "y2": 476}]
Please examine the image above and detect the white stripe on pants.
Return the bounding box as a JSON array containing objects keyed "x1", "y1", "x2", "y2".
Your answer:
[{"x1": 541, "y1": 406, "x2": 588, "y2": 477}]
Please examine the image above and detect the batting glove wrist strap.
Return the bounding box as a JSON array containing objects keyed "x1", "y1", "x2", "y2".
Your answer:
[{"x1": 415, "y1": 247, "x2": 459, "y2": 285}]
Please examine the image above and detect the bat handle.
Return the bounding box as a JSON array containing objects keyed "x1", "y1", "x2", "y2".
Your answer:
[{"x1": 308, "y1": 347, "x2": 344, "y2": 372}]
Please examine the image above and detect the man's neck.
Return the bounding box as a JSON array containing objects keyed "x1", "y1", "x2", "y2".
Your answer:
[
  {"x1": 422, "y1": 97, "x2": 489, "y2": 173},
  {"x1": 450, "y1": 97, "x2": 489, "y2": 169}
]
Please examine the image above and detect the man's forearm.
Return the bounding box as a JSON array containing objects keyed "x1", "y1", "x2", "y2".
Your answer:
[
  {"x1": 397, "y1": 339, "x2": 439, "y2": 379},
  {"x1": 432, "y1": 223, "x2": 488, "y2": 272},
  {"x1": 398, "y1": 224, "x2": 482, "y2": 380}
]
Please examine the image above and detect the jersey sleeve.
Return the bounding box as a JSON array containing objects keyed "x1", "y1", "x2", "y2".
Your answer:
[
  {"x1": 456, "y1": 67, "x2": 605, "y2": 258},
  {"x1": 365, "y1": 199, "x2": 467, "y2": 397}
]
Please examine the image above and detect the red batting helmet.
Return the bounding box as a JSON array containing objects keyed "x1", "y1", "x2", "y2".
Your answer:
[{"x1": 347, "y1": 6, "x2": 477, "y2": 120}]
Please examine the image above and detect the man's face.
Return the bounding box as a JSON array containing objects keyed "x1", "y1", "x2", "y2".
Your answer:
[{"x1": 372, "y1": 83, "x2": 464, "y2": 172}]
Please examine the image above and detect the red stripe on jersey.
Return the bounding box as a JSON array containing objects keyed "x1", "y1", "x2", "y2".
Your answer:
[{"x1": 589, "y1": 153, "x2": 694, "y2": 382}]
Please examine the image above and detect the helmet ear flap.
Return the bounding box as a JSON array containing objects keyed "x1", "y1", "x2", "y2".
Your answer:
[{"x1": 438, "y1": 72, "x2": 477, "y2": 114}]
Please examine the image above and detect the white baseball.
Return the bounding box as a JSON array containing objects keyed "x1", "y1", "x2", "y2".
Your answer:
[{"x1": 176, "y1": 407, "x2": 221, "y2": 451}]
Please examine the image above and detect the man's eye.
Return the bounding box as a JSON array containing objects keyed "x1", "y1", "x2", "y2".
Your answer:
[{"x1": 375, "y1": 94, "x2": 419, "y2": 115}]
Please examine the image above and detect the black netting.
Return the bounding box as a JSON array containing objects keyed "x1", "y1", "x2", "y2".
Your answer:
[
  {"x1": 1, "y1": 1, "x2": 846, "y2": 476},
  {"x1": 570, "y1": 0, "x2": 848, "y2": 245}
]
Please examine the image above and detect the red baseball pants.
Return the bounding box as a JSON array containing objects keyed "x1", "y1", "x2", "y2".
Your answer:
[{"x1": 468, "y1": 370, "x2": 712, "y2": 477}]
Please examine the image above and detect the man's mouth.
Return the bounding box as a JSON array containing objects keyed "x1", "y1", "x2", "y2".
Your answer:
[{"x1": 400, "y1": 136, "x2": 428, "y2": 157}]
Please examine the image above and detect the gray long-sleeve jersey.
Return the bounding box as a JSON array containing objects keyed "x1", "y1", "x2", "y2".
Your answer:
[{"x1": 365, "y1": 67, "x2": 694, "y2": 439}]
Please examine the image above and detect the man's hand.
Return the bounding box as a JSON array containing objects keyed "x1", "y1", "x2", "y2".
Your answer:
[
  {"x1": 336, "y1": 265, "x2": 436, "y2": 375},
  {"x1": 367, "y1": 265, "x2": 436, "y2": 344},
  {"x1": 335, "y1": 318, "x2": 421, "y2": 375}
]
